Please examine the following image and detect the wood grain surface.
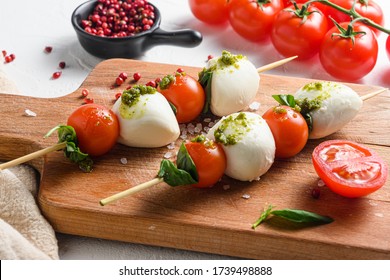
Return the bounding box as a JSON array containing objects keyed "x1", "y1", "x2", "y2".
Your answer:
[{"x1": 1, "y1": 59, "x2": 389, "y2": 259}]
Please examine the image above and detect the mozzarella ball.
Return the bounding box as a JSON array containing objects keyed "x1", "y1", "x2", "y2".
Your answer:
[
  {"x1": 295, "y1": 81, "x2": 363, "y2": 139},
  {"x1": 112, "y1": 87, "x2": 180, "y2": 148},
  {"x1": 207, "y1": 112, "x2": 275, "y2": 181},
  {"x1": 207, "y1": 53, "x2": 260, "y2": 117}
]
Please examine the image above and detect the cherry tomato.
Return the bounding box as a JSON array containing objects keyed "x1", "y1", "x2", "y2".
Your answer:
[
  {"x1": 262, "y1": 105, "x2": 308, "y2": 158},
  {"x1": 185, "y1": 138, "x2": 227, "y2": 188},
  {"x1": 158, "y1": 73, "x2": 205, "y2": 123},
  {"x1": 327, "y1": 0, "x2": 384, "y2": 35},
  {"x1": 188, "y1": 0, "x2": 229, "y2": 25},
  {"x1": 228, "y1": 0, "x2": 283, "y2": 42},
  {"x1": 387, "y1": 35, "x2": 390, "y2": 60},
  {"x1": 67, "y1": 103, "x2": 119, "y2": 156},
  {"x1": 271, "y1": 4, "x2": 328, "y2": 59},
  {"x1": 319, "y1": 22, "x2": 378, "y2": 81},
  {"x1": 312, "y1": 140, "x2": 388, "y2": 198}
]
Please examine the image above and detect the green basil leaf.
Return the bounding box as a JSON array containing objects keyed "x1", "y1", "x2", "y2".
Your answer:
[
  {"x1": 168, "y1": 101, "x2": 177, "y2": 116},
  {"x1": 157, "y1": 159, "x2": 197, "y2": 187},
  {"x1": 45, "y1": 125, "x2": 93, "y2": 172},
  {"x1": 270, "y1": 209, "x2": 334, "y2": 224},
  {"x1": 78, "y1": 157, "x2": 94, "y2": 173},
  {"x1": 252, "y1": 205, "x2": 274, "y2": 229},
  {"x1": 272, "y1": 94, "x2": 296, "y2": 107},
  {"x1": 176, "y1": 143, "x2": 198, "y2": 182},
  {"x1": 302, "y1": 112, "x2": 313, "y2": 132},
  {"x1": 199, "y1": 70, "x2": 212, "y2": 114},
  {"x1": 65, "y1": 142, "x2": 89, "y2": 162}
]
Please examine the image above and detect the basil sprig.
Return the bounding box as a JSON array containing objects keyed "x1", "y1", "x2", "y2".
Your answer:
[
  {"x1": 272, "y1": 94, "x2": 313, "y2": 132},
  {"x1": 157, "y1": 143, "x2": 198, "y2": 186},
  {"x1": 198, "y1": 69, "x2": 213, "y2": 114},
  {"x1": 272, "y1": 94, "x2": 297, "y2": 108},
  {"x1": 252, "y1": 205, "x2": 334, "y2": 229},
  {"x1": 45, "y1": 125, "x2": 93, "y2": 172}
]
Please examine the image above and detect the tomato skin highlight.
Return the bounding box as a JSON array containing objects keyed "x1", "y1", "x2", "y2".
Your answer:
[
  {"x1": 188, "y1": 0, "x2": 229, "y2": 25},
  {"x1": 312, "y1": 140, "x2": 388, "y2": 198},
  {"x1": 262, "y1": 105, "x2": 308, "y2": 158},
  {"x1": 319, "y1": 22, "x2": 378, "y2": 81},
  {"x1": 271, "y1": 4, "x2": 328, "y2": 60},
  {"x1": 185, "y1": 140, "x2": 227, "y2": 188},
  {"x1": 228, "y1": 0, "x2": 283, "y2": 42},
  {"x1": 158, "y1": 74, "x2": 205, "y2": 123},
  {"x1": 67, "y1": 104, "x2": 120, "y2": 157}
]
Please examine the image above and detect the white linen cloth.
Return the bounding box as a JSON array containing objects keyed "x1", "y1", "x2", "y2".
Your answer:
[{"x1": 0, "y1": 62, "x2": 59, "y2": 260}]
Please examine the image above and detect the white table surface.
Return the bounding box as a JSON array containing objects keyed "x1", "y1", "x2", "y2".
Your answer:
[{"x1": 1, "y1": 0, "x2": 389, "y2": 259}]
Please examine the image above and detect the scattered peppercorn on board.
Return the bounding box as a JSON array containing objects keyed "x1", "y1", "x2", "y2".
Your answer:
[{"x1": 1, "y1": 59, "x2": 389, "y2": 259}]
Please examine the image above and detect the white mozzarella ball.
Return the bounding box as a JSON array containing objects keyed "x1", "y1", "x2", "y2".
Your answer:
[
  {"x1": 295, "y1": 81, "x2": 363, "y2": 139},
  {"x1": 207, "y1": 56, "x2": 260, "y2": 117},
  {"x1": 112, "y1": 90, "x2": 180, "y2": 148},
  {"x1": 207, "y1": 112, "x2": 275, "y2": 182}
]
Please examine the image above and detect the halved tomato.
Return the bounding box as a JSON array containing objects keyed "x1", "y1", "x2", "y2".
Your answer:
[{"x1": 312, "y1": 140, "x2": 388, "y2": 198}]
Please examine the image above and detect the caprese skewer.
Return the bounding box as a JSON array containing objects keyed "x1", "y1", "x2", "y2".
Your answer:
[
  {"x1": 0, "y1": 103, "x2": 120, "y2": 172},
  {"x1": 199, "y1": 50, "x2": 297, "y2": 117},
  {"x1": 273, "y1": 81, "x2": 388, "y2": 139},
  {"x1": 112, "y1": 85, "x2": 180, "y2": 148},
  {"x1": 206, "y1": 112, "x2": 275, "y2": 182},
  {"x1": 100, "y1": 135, "x2": 227, "y2": 206}
]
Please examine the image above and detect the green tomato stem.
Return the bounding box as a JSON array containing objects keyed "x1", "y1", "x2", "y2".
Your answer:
[{"x1": 306, "y1": 0, "x2": 390, "y2": 34}]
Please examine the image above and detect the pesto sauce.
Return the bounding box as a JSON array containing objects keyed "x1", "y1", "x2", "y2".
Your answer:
[
  {"x1": 214, "y1": 112, "x2": 252, "y2": 146},
  {"x1": 159, "y1": 74, "x2": 175, "y2": 90},
  {"x1": 302, "y1": 81, "x2": 323, "y2": 92},
  {"x1": 296, "y1": 82, "x2": 332, "y2": 114},
  {"x1": 198, "y1": 50, "x2": 245, "y2": 81},
  {"x1": 191, "y1": 134, "x2": 216, "y2": 148},
  {"x1": 218, "y1": 50, "x2": 244, "y2": 69},
  {"x1": 119, "y1": 85, "x2": 156, "y2": 119}
]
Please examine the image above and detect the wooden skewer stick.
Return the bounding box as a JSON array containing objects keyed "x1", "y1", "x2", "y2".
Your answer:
[
  {"x1": 360, "y1": 88, "x2": 388, "y2": 101},
  {"x1": 257, "y1": 55, "x2": 298, "y2": 73},
  {"x1": 99, "y1": 177, "x2": 164, "y2": 206},
  {"x1": 0, "y1": 142, "x2": 66, "y2": 171}
]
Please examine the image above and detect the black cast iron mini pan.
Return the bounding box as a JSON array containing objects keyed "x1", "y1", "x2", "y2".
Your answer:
[{"x1": 71, "y1": 0, "x2": 203, "y2": 59}]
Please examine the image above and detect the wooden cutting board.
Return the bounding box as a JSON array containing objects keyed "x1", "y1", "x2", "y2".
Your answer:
[{"x1": 1, "y1": 59, "x2": 389, "y2": 259}]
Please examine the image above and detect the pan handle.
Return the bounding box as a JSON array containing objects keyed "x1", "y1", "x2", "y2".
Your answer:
[{"x1": 144, "y1": 27, "x2": 202, "y2": 50}]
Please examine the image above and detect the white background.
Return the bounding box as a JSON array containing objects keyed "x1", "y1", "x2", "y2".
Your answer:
[{"x1": 1, "y1": 0, "x2": 390, "y2": 260}]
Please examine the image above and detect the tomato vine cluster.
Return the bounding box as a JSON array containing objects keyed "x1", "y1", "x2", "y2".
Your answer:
[{"x1": 188, "y1": 0, "x2": 389, "y2": 81}]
